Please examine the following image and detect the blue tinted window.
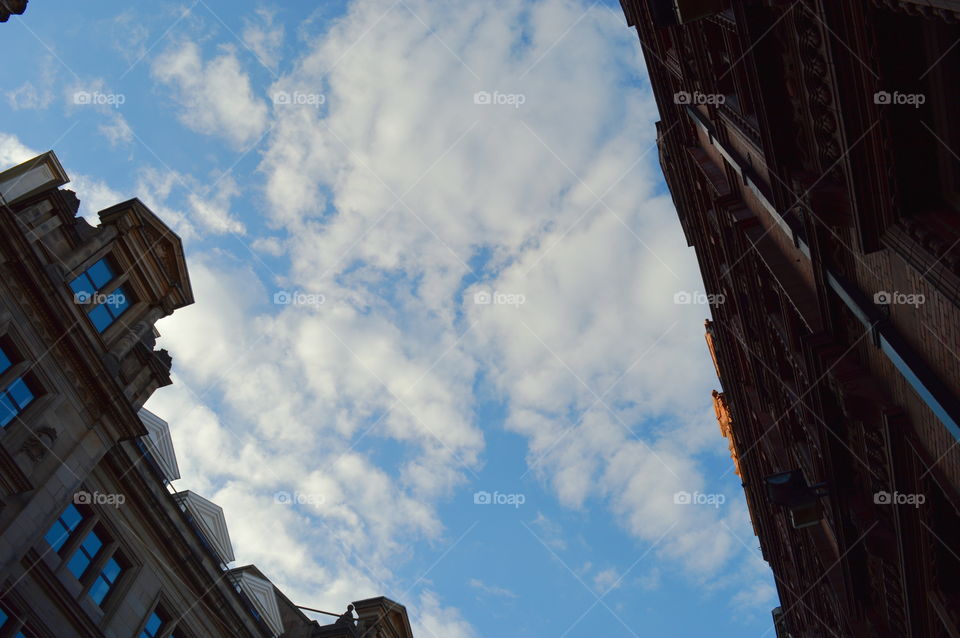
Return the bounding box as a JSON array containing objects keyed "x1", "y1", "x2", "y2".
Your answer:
[
  {"x1": 70, "y1": 259, "x2": 129, "y2": 332},
  {"x1": 62, "y1": 504, "x2": 84, "y2": 529},
  {"x1": 89, "y1": 557, "x2": 122, "y2": 605},
  {"x1": 0, "y1": 607, "x2": 7, "y2": 625},
  {"x1": 6, "y1": 379, "x2": 33, "y2": 409},
  {"x1": 0, "y1": 376, "x2": 34, "y2": 429},
  {"x1": 0, "y1": 395, "x2": 15, "y2": 428},
  {"x1": 141, "y1": 611, "x2": 164, "y2": 638},
  {"x1": 67, "y1": 529, "x2": 102, "y2": 578},
  {"x1": 44, "y1": 504, "x2": 84, "y2": 552},
  {"x1": 0, "y1": 347, "x2": 10, "y2": 373},
  {"x1": 69, "y1": 273, "x2": 95, "y2": 302},
  {"x1": 106, "y1": 287, "x2": 130, "y2": 316},
  {"x1": 80, "y1": 531, "x2": 103, "y2": 556},
  {"x1": 66, "y1": 548, "x2": 91, "y2": 578},
  {"x1": 88, "y1": 305, "x2": 114, "y2": 332},
  {"x1": 87, "y1": 285, "x2": 130, "y2": 333},
  {"x1": 86, "y1": 259, "x2": 114, "y2": 289}
]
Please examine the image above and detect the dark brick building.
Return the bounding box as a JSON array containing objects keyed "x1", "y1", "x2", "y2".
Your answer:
[
  {"x1": 0, "y1": 151, "x2": 415, "y2": 637},
  {"x1": 621, "y1": 1, "x2": 960, "y2": 636}
]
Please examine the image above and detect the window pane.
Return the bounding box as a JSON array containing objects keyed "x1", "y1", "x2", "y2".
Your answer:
[
  {"x1": 89, "y1": 558, "x2": 122, "y2": 606},
  {"x1": 44, "y1": 505, "x2": 85, "y2": 552},
  {"x1": 86, "y1": 259, "x2": 114, "y2": 289},
  {"x1": 66, "y1": 550, "x2": 91, "y2": 578},
  {"x1": 0, "y1": 347, "x2": 10, "y2": 373},
  {"x1": 88, "y1": 304, "x2": 114, "y2": 332},
  {"x1": 61, "y1": 504, "x2": 83, "y2": 531},
  {"x1": 0, "y1": 394, "x2": 15, "y2": 427},
  {"x1": 79, "y1": 531, "x2": 102, "y2": 557},
  {"x1": 69, "y1": 273, "x2": 95, "y2": 300},
  {"x1": 142, "y1": 611, "x2": 163, "y2": 637},
  {"x1": 0, "y1": 607, "x2": 7, "y2": 625},
  {"x1": 89, "y1": 576, "x2": 110, "y2": 605},
  {"x1": 44, "y1": 521, "x2": 70, "y2": 552},
  {"x1": 101, "y1": 557, "x2": 121, "y2": 582},
  {"x1": 6, "y1": 378, "x2": 33, "y2": 410},
  {"x1": 106, "y1": 286, "x2": 130, "y2": 319}
]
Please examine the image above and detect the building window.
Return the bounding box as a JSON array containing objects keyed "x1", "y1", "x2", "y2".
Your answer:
[
  {"x1": 66, "y1": 529, "x2": 103, "y2": 579},
  {"x1": 140, "y1": 609, "x2": 167, "y2": 638},
  {"x1": 43, "y1": 504, "x2": 125, "y2": 607},
  {"x1": 43, "y1": 503, "x2": 85, "y2": 553},
  {"x1": 0, "y1": 344, "x2": 34, "y2": 427},
  {"x1": 88, "y1": 555, "x2": 122, "y2": 606},
  {"x1": 0, "y1": 605, "x2": 29, "y2": 637},
  {"x1": 69, "y1": 258, "x2": 131, "y2": 333}
]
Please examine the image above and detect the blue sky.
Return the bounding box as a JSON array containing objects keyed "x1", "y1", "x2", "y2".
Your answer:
[{"x1": 1, "y1": 1, "x2": 778, "y2": 636}]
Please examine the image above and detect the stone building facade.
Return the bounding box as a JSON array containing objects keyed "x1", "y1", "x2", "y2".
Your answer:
[
  {"x1": 0, "y1": 152, "x2": 415, "y2": 638},
  {"x1": 621, "y1": 1, "x2": 960, "y2": 636}
]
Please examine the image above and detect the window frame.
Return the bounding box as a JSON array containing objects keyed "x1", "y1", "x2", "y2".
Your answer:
[
  {"x1": 0, "y1": 338, "x2": 38, "y2": 430},
  {"x1": 42, "y1": 501, "x2": 129, "y2": 610},
  {"x1": 67, "y1": 256, "x2": 133, "y2": 334}
]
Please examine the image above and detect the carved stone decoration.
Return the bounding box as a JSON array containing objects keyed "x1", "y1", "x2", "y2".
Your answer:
[
  {"x1": 869, "y1": 0, "x2": 960, "y2": 22},
  {"x1": 139, "y1": 222, "x2": 180, "y2": 287},
  {"x1": 19, "y1": 426, "x2": 57, "y2": 463},
  {"x1": 792, "y1": 8, "x2": 845, "y2": 178}
]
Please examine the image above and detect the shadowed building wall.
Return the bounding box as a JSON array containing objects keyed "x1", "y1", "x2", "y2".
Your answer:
[{"x1": 620, "y1": 1, "x2": 960, "y2": 636}]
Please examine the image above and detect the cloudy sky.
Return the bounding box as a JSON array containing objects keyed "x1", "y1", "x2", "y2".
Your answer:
[{"x1": 2, "y1": 1, "x2": 778, "y2": 635}]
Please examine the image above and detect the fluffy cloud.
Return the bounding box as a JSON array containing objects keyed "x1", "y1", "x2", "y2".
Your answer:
[
  {"x1": 6, "y1": 81, "x2": 53, "y2": 110},
  {"x1": 99, "y1": 112, "x2": 134, "y2": 146},
  {"x1": 414, "y1": 591, "x2": 478, "y2": 638},
  {"x1": 0, "y1": 132, "x2": 37, "y2": 167},
  {"x1": 130, "y1": 0, "x2": 774, "y2": 630},
  {"x1": 151, "y1": 41, "x2": 269, "y2": 149},
  {"x1": 243, "y1": 8, "x2": 285, "y2": 71}
]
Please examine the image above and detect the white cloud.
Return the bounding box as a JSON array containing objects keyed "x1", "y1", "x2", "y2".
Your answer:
[
  {"x1": 70, "y1": 173, "x2": 128, "y2": 224},
  {"x1": 99, "y1": 112, "x2": 134, "y2": 146},
  {"x1": 0, "y1": 133, "x2": 38, "y2": 168},
  {"x1": 593, "y1": 567, "x2": 622, "y2": 595},
  {"x1": 152, "y1": 41, "x2": 269, "y2": 149},
  {"x1": 187, "y1": 175, "x2": 246, "y2": 235},
  {"x1": 414, "y1": 591, "x2": 478, "y2": 638},
  {"x1": 5, "y1": 57, "x2": 56, "y2": 111},
  {"x1": 467, "y1": 578, "x2": 517, "y2": 599},
  {"x1": 128, "y1": 0, "x2": 773, "y2": 630},
  {"x1": 251, "y1": 236, "x2": 285, "y2": 256},
  {"x1": 243, "y1": 8, "x2": 285, "y2": 71},
  {"x1": 252, "y1": 0, "x2": 753, "y2": 582},
  {"x1": 108, "y1": 11, "x2": 150, "y2": 64},
  {"x1": 6, "y1": 81, "x2": 53, "y2": 110}
]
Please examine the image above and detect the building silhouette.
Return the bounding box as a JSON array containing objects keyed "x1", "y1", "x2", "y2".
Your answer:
[
  {"x1": 621, "y1": 1, "x2": 960, "y2": 636},
  {"x1": 0, "y1": 1, "x2": 27, "y2": 23},
  {"x1": 0, "y1": 152, "x2": 415, "y2": 637}
]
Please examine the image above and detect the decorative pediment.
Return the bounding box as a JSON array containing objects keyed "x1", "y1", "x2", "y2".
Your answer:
[
  {"x1": 98, "y1": 198, "x2": 194, "y2": 310},
  {"x1": 227, "y1": 568, "x2": 284, "y2": 637},
  {"x1": 173, "y1": 490, "x2": 235, "y2": 563},
  {"x1": 355, "y1": 597, "x2": 415, "y2": 638},
  {"x1": 138, "y1": 408, "x2": 180, "y2": 481}
]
